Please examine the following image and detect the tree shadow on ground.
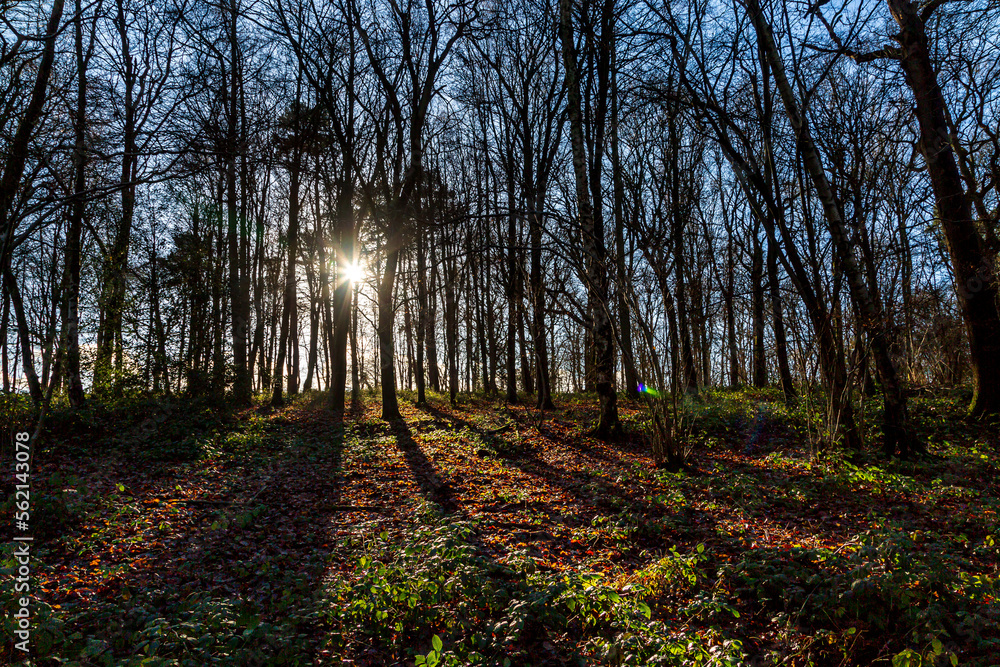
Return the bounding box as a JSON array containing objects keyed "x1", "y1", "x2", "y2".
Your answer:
[
  {"x1": 414, "y1": 401, "x2": 722, "y2": 554},
  {"x1": 37, "y1": 406, "x2": 349, "y2": 623},
  {"x1": 391, "y1": 419, "x2": 457, "y2": 512}
]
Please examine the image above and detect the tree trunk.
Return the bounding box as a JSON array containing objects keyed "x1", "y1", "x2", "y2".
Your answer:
[
  {"x1": 0, "y1": 0, "x2": 65, "y2": 280},
  {"x1": 378, "y1": 229, "x2": 402, "y2": 420},
  {"x1": 611, "y1": 60, "x2": 639, "y2": 401},
  {"x1": 351, "y1": 279, "x2": 361, "y2": 401},
  {"x1": 769, "y1": 238, "x2": 796, "y2": 403},
  {"x1": 211, "y1": 202, "x2": 226, "y2": 396},
  {"x1": 151, "y1": 245, "x2": 169, "y2": 394},
  {"x1": 271, "y1": 99, "x2": 302, "y2": 408},
  {"x1": 524, "y1": 106, "x2": 554, "y2": 409},
  {"x1": 518, "y1": 295, "x2": 533, "y2": 395},
  {"x1": 560, "y1": 0, "x2": 620, "y2": 438},
  {"x1": 415, "y1": 222, "x2": 428, "y2": 405},
  {"x1": 444, "y1": 242, "x2": 459, "y2": 404},
  {"x1": 3, "y1": 267, "x2": 43, "y2": 404},
  {"x1": 887, "y1": 0, "x2": 1000, "y2": 417},
  {"x1": 472, "y1": 227, "x2": 491, "y2": 396},
  {"x1": 328, "y1": 176, "x2": 355, "y2": 416},
  {"x1": 2, "y1": 290, "x2": 10, "y2": 393},
  {"x1": 95, "y1": 0, "x2": 140, "y2": 394},
  {"x1": 751, "y1": 231, "x2": 767, "y2": 387},
  {"x1": 667, "y1": 112, "x2": 699, "y2": 395},
  {"x1": 225, "y1": 1, "x2": 251, "y2": 406},
  {"x1": 319, "y1": 209, "x2": 334, "y2": 394},
  {"x1": 251, "y1": 170, "x2": 270, "y2": 394},
  {"x1": 63, "y1": 0, "x2": 88, "y2": 407},
  {"x1": 303, "y1": 296, "x2": 319, "y2": 391},
  {"x1": 748, "y1": 0, "x2": 917, "y2": 455},
  {"x1": 505, "y1": 178, "x2": 519, "y2": 403},
  {"x1": 427, "y1": 237, "x2": 441, "y2": 392}
]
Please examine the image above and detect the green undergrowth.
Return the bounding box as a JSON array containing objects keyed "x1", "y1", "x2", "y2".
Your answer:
[
  {"x1": 0, "y1": 586, "x2": 317, "y2": 666},
  {"x1": 32, "y1": 394, "x2": 297, "y2": 463},
  {"x1": 321, "y1": 514, "x2": 745, "y2": 666},
  {"x1": 319, "y1": 509, "x2": 1000, "y2": 665},
  {"x1": 0, "y1": 513, "x2": 746, "y2": 666},
  {"x1": 4, "y1": 388, "x2": 999, "y2": 665},
  {"x1": 722, "y1": 527, "x2": 999, "y2": 665}
]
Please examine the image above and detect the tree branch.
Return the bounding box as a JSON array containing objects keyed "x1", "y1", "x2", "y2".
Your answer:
[
  {"x1": 919, "y1": 0, "x2": 951, "y2": 23},
  {"x1": 849, "y1": 45, "x2": 903, "y2": 62}
]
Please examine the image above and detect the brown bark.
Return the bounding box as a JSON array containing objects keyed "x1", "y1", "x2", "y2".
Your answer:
[
  {"x1": 611, "y1": 58, "x2": 639, "y2": 401},
  {"x1": 751, "y1": 232, "x2": 767, "y2": 387},
  {"x1": 505, "y1": 179, "x2": 519, "y2": 403},
  {"x1": 377, "y1": 228, "x2": 402, "y2": 420},
  {"x1": 525, "y1": 120, "x2": 554, "y2": 409},
  {"x1": 427, "y1": 235, "x2": 441, "y2": 393},
  {"x1": 328, "y1": 177, "x2": 355, "y2": 415},
  {"x1": 444, "y1": 239, "x2": 459, "y2": 405},
  {"x1": 769, "y1": 239, "x2": 796, "y2": 403},
  {"x1": 350, "y1": 279, "x2": 361, "y2": 402}
]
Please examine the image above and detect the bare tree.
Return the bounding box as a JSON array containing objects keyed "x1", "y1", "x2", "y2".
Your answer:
[
  {"x1": 560, "y1": 0, "x2": 621, "y2": 437},
  {"x1": 811, "y1": 0, "x2": 1000, "y2": 416},
  {"x1": 352, "y1": 0, "x2": 477, "y2": 420}
]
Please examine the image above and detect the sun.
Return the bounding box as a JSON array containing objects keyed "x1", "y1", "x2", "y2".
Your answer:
[{"x1": 344, "y1": 261, "x2": 366, "y2": 284}]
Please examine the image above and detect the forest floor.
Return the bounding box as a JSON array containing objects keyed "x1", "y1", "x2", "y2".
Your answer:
[{"x1": 2, "y1": 388, "x2": 999, "y2": 666}]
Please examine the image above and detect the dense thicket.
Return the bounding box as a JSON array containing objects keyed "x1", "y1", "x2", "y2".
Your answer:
[{"x1": 3, "y1": 0, "x2": 998, "y2": 456}]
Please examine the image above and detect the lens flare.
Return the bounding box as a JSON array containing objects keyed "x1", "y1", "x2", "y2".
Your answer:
[
  {"x1": 638, "y1": 383, "x2": 660, "y2": 397},
  {"x1": 345, "y1": 261, "x2": 366, "y2": 284}
]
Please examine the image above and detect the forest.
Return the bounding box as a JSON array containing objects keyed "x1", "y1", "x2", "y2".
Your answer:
[{"x1": 1, "y1": 0, "x2": 999, "y2": 664}]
